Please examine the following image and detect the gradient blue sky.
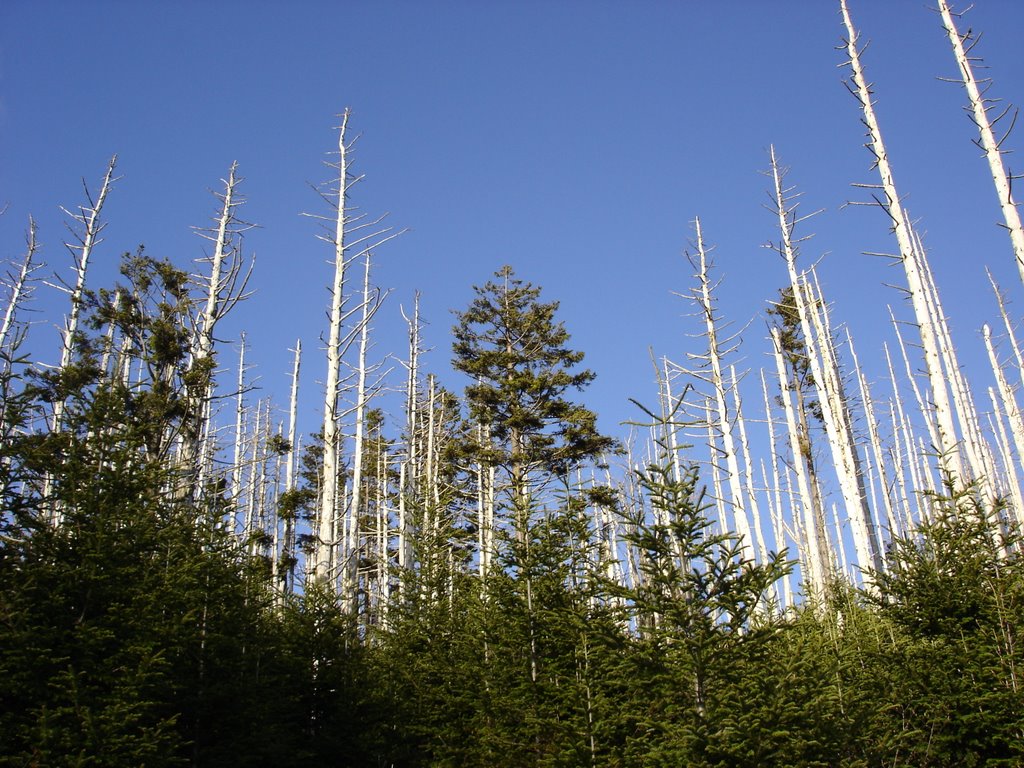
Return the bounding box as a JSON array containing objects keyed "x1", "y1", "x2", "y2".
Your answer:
[{"x1": 2, "y1": 0, "x2": 1023, "y2": 448}]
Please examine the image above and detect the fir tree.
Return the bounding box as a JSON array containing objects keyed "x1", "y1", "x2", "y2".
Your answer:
[{"x1": 452, "y1": 265, "x2": 616, "y2": 514}]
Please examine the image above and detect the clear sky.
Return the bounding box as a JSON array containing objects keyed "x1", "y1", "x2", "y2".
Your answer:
[{"x1": 2, "y1": 0, "x2": 1023, "y2": 458}]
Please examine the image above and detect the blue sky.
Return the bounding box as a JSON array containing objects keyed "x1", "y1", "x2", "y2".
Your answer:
[{"x1": 2, "y1": 0, "x2": 1023, "y2": 452}]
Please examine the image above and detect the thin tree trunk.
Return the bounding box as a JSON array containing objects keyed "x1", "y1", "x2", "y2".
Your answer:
[
  {"x1": 768, "y1": 147, "x2": 880, "y2": 574},
  {"x1": 316, "y1": 111, "x2": 352, "y2": 584},
  {"x1": 732, "y1": 365, "x2": 768, "y2": 565},
  {"x1": 772, "y1": 327, "x2": 829, "y2": 598},
  {"x1": 937, "y1": 0, "x2": 1024, "y2": 286},
  {"x1": 985, "y1": 325, "x2": 1024, "y2": 523},
  {"x1": 52, "y1": 156, "x2": 117, "y2": 433},
  {"x1": 840, "y1": 0, "x2": 962, "y2": 479},
  {"x1": 988, "y1": 388, "x2": 1024, "y2": 532},
  {"x1": 283, "y1": 339, "x2": 301, "y2": 593},
  {"x1": 0, "y1": 218, "x2": 39, "y2": 355},
  {"x1": 848, "y1": 331, "x2": 898, "y2": 545},
  {"x1": 182, "y1": 163, "x2": 254, "y2": 495},
  {"x1": 344, "y1": 249, "x2": 377, "y2": 606},
  {"x1": 803, "y1": 273, "x2": 881, "y2": 575},
  {"x1": 915, "y1": 229, "x2": 994, "y2": 497},
  {"x1": 689, "y1": 220, "x2": 755, "y2": 559}
]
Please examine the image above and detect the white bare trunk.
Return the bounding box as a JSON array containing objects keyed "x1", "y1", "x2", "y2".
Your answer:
[
  {"x1": 477, "y1": 421, "x2": 496, "y2": 581},
  {"x1": 772, "y1": 328, "x2": 829, "y2": 598},
  {"x1": 840, "y1": 0, "x2": 961, "y2": 479},
  {"x1": 243, "y1": 400, "x2": 263, "y2": 545},
  {"x1": 802, "y1": 273, "x2": 881, "y2": 576},
  {"x1": 732, "y1": 365, "x2": 768, "y2": 565},
  {"x1": 914, "y1": 229, "x2": 994, "y2": 498},
  {"x1": 402, "y1": 294, "x2": 422, "y2": 491},
  {"x1": 0, "y1": 218, "x2": 39, "y2": 355},
  {"x1": 231, "y1": 336, "x2": 247, "y2": 507},
  {"x1": 309, "y1": 111, "x2": 400, "y2": 588},
  {"x1": 286, "y1": 340, "x2": 301, "y2": 493},
  {"x1": 316, "y1": 111, "x2": 352, "y2": 584},
  {"x1": 829, "y1": 503, "x2": 850, "y2": 581},
  {"x1": 377, "y1": 435, "x2": 391, "y2": 624},
  {"x1": 283, "y1": 339, "x2": 301, "y2": 593},
  {"x1": 52, "y1": 156, "x2": 117, "y2": 432},
  {"x1": 989, "y1": 273, "x2": 1024, "y2": 392},
  {"x1": 193, "y1": 163, "x2": 244, "y2": 362},
  {"x1": 985, "y1": 325, "x2": 1024, "y2": 521},
  {"x1": 689, "y1": 219, "x2": 755, "y2": 559},
  {"x1": 768, "y1": 147, "x2": 880, "y2": 574},
  {"x1": 343, "y1": 250, "x2": 376, "y2": 604},
  {"x1": 425, "y1": 375, "x2": 439, "y2": 537},
  {"x1": 760, "y1": 369, "x2": 793, "y2": 607},
  {"x1": 848, "y1": 331, "x2": 898, "y2": 545},
  {"x1": 938, "y1": 0, "x2": 1024, "y2": 286},
  {"x1": 988, "y1": 388, "x2": 1024, "y2": 531}
]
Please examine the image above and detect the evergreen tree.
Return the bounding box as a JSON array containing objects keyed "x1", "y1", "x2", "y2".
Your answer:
[
  {"x1": 0, "y1": 253, "x2": 295, "y2": 767},
  {"x1": 452, "y1": 265, "x2": 616, "y2": 514},
  {"x1": 613, "y1": 446, "x2": 792, "y2": 766},
  {"x1": 866, "y1": 480, "x2": 1024, "y2": 766}
]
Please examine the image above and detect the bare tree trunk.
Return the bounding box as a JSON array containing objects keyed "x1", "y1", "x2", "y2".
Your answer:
[
  {"x1": 182, "y1": 163, "x2": 254, "y2": 496},
  {"x1": 914, "y1": 229, "x2": 994, "y2": 498},
  {"x1": 732, "y1": 365, "x2": 768, "y2": 565},
  {"x1": 477, "y1": 421, "x2": 495, "y2": 581},
  {"x1": 0, "y1": 218, "x2": 40, "y2": 355},
  {"x1": 309, "y1": 111, "x2": 399, "y2": 589},
  {"x1": 989, "y1": 272, "x2": 1024, "y2": 390},
  {"x1": 315, "y1": 111, "x2": 353, "y2": 585},
  {"x1": 231, "y1": 336, "x2": 248, "y2": 522},
  {"x1": 52, "y1": 156, "x2": 117, "y2": 433},
  {"x1": 376, "y1": 433, "x2": 390, "y2": 626},
  {"x1": 44, "y1": 158, "x2": 117, "y2": 523},
  {"x1": 802, "y1": 273, "x2": 881, "y2": 576},
  {"x1": 687, "y1": 219, "x2": 755, "y2": 560},
  {"x1": 985, "y1": 325, "x2": 1024, "y2": 523},
  {"x1": 283, "y1": 339, "x2": 301, "y2": 593},
  {"x1": 761, "y1": 369, "x2": 793, "y2": 608},
  {"x1": 937, "y1": 0, "x2": 1024, "y2": 286},
  {"x1": 192, "y1": 163, "x2": 251, "y2": 363},
  {"x1": 772, "y1": 327, "x2": 829, "y2": 598},
  {"x1": 840, "y1": 0, "x2": 962, "y2": 480},
  {"x1": 243, "y1": 400, "x2": 263, "y2": 546},
  {"x1": 988, "y1": 387, "x2": 1024, "y2": 532},
  {"x1": 848, "y1": 331, "x2": 898, "y2": 546},
  {"x1": 829, "y1": 502, "x2": 850, "y2": 581},
  {"x1": 343, "y1": 250, "x2": 378, "y2": 606},
  {"x1": 767, "y1": 147, "x2": 880, "y2": 575}
]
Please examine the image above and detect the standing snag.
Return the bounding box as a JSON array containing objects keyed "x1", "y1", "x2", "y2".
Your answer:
[{"x1": 937, "y1": 0, "x2": 1024, "y2": 287}]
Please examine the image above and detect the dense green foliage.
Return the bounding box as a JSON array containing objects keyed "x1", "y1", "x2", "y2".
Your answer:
[
  {"x1": 452, "y1": 265, "x2": 617, "y2": 487},
  {"x1": 2, "y1": 255, "x2": 1022, "y2": 766}
]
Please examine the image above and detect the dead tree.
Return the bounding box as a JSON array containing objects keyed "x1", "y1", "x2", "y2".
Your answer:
[
  {"x1": 49, "y1": 156, "x2": 117, "y2": 435},
  {"x1": 0, "y1": 218, "x2": 41, "y2": 357},
  {"x1": 182, "y1": 162, "x2": 255, "y2": 496},
  {"x1": 305, "y1": 109, "x2": 399, "y2": 589},
  {"x1": 937, "y1": 0, "x2": 1024, "y2": 286},
  {"x1": 840, "y1": 0, "x2": 962, "y2": 481}
]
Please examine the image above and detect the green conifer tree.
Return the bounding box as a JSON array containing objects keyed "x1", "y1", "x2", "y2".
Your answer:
[{"x1": 452, "y1": 265, "x2": 616, "y2": 517}]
